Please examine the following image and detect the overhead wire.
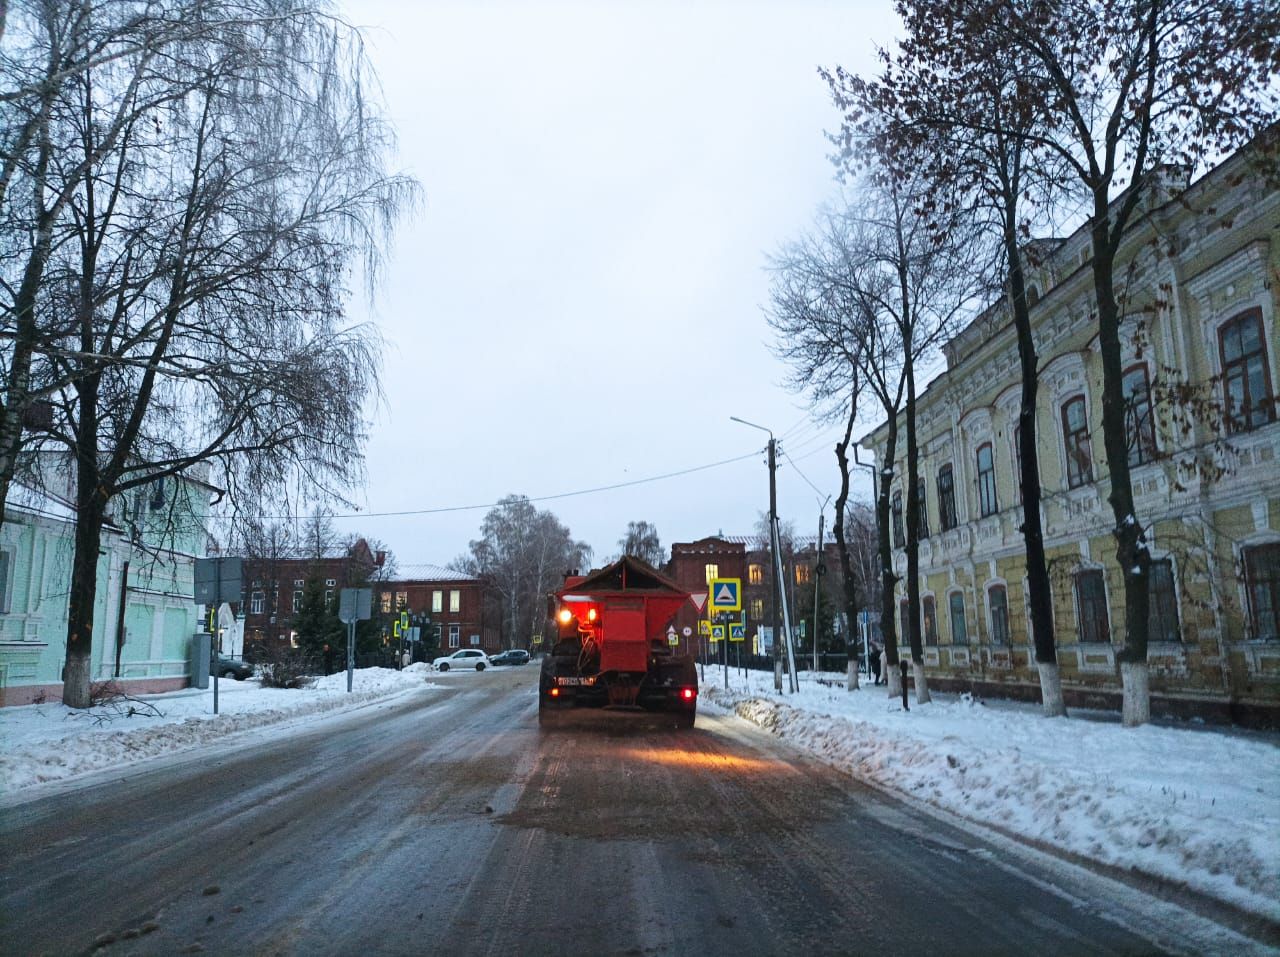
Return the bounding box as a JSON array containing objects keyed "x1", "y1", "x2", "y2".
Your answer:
[{"x1": 261, "y1": 447, "x2": 766, "y2": 521}]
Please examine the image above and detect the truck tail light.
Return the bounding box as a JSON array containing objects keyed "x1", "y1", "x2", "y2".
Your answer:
[
  {"x1": 548, "y1": 687, "x2": 560, "y2": 697},
  {"x1": 681, "y1": 687, "x2": 696, "y2": 700}
]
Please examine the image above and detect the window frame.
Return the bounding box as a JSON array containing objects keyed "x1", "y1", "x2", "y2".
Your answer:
[
  {"x1": 1218, "y1": 308, "x2": 1275, "y2": 434},
  {"x1": 449, "y1": 589, "x2": 461, "y2": 613},
  {"x1": 948, "y1": 591, "x2": 967, "y2": 645},
  {"x1": 1147, "y1": 558, "x2": 1180, "y2": 643},
  {"x1": 987, "y1": 584, "x2": 1009, "y2": 645},
  {"x1": 976, "y1": 443, "x2": 998, "y2": 517},
  {"x1": 704, "y1": 563, "x2": 719, "y2": 584},
  {"x1": 892, "y1": 490, "x2": 904, "y2": 547},
  {"x1": 431, "y1": 590, "x2": 443, "y2": 613},
  {"x1": 922, "y1": 596, "x2": 938, "y2": 646},
  {"x1": 937, "y1": 464, "x2": 957, "y2": 531},
  {"x1": 1123, "y1": 363, "x2": 1158, "y2": 466},
  {"x1": 1074, "y1": 568, "x2": 1111, "y2": 644},
  {"x1": 1243, "y1": 543, "x2": 1280, "y2": 641},
  {"x1": 448, "y1": 625, "x2": 460, "y2": 648},
  {"x1": 748, "y1": 564, "x2": 763, "y2": 585},
  {"x1": 1061, "y1": 395, "x2": 1093, "y2": 488},
  {"x1": 250, "y1": 590, "x2": 264, "y2": 615}
]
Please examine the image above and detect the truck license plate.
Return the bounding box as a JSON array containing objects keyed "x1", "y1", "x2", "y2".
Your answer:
[{"x1": 555, "y1": 676, "x2": 595, "y2": 686}]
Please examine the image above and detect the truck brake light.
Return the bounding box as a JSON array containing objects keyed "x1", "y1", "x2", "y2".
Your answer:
[
  {"x1": 681, "y1": 688, "x2": 696, "y2": 700},
  {"x1": 548, "y1": 687, "x2": 560, "y2": 697}
]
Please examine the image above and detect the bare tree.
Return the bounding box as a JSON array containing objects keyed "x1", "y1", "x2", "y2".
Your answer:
[
  {"x1": 825, "y1": 1, "x2": 1073, "y2": 715},
  {"x1": 459, "y1": 495, "x2": 592, "y2": 649},
  {"x1": 879, "y1": 0, "x2": 1275, "y2": 725},
  {"x1": 3, "y1": 0, "x2": 418, "y2": 707},
  {"x1": 618, "y1": 520, "x2": 663, "y2": 568}
]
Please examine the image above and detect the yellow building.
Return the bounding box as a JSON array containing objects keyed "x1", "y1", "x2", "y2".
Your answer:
[{"x1": 862, "y1": 146, "x2": 1279, "y2": 724}]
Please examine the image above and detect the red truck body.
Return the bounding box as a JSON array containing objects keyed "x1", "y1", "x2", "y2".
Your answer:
[{"x1": 539, "y1": 556, "x2": 698, "y2": 728}]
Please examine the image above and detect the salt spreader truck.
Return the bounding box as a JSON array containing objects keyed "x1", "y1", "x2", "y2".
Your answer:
[{"x1": 538, "y1": 556, "x2": 698, "y2": 728}]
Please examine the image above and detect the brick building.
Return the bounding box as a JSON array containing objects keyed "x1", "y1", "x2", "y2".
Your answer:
[
  {"x1": 241, "y1": 538, "x2": 382, "y2": 654},
  {"x1": 374, "y1": 566, "x2": 497, "y2": 654}
]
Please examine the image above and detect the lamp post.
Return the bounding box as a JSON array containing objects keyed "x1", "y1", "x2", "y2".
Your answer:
[
  {"x1": 729, "y1": 416, "x2": 798, "y2": 693},
  {"x1": 813, "y1": 494, "x2": 831, "y2": 674}
]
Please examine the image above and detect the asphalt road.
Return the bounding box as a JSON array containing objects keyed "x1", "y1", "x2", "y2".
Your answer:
[{"x1": 0, "y1": 669, "x2": 1260, "y2": 956}]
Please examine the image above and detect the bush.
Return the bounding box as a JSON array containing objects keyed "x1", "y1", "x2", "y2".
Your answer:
[{"x1": 257, "y1": 647, "x2": 317, "y2": 689}]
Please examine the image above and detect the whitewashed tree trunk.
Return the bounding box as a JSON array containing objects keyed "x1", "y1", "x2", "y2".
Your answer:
[
  {"x1": 847, "y1": 657, "x2": 860, "y2": 691},
  {"x1": 774, "y1": 657, "x2": 784, "y2": 692},
  {"x1": 1037, "y1": 661, "x2": 1067, "y2": 717},
  {"x1": 912, "y1": 659, "x2": 931, "y2": 704},
  {"x1": 886, "y1": 658, "x2": 902, "y2": 697},
  {"x1": 1120, "y1": 661, "x2": 1150, "y2": 727}
]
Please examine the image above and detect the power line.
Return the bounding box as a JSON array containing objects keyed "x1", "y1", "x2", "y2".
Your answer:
[
  {"x1": 780, "y1": 448, "x2": 830, "y2": 501},
  {"x1": 266, "y1": 447, "x2": 766, "y2": 521}
]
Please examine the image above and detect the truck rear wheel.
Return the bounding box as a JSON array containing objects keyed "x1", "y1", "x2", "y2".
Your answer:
[{"x1": 674, "y1": 710, "x2": 695, "y2": 730}]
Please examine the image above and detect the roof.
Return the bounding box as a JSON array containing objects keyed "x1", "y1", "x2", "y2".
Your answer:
[
  {"x1": 564, "y1": 555, "x2": 689, "y2": 597},
  {"x1": 391, "y1": 563, "x2": 480, "y2": 583}
]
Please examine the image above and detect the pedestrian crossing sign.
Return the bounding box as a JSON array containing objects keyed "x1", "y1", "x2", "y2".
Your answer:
[
  {"x1": 729, "y1": 624, "x2": 745, "y2": 642},
  {"x1": 709, "y1": 578, "x2": 741, "y2": 612},
  {"x1": 710, "y1": 624, "x2": 725, "y2": 642}
]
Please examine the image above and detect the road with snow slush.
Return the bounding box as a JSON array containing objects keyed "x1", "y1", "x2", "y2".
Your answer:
[{"x1": 0, "y1": 668, "x2": 1260, "y2": 956}]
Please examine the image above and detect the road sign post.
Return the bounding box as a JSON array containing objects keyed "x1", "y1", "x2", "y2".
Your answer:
[
  {"x1": 194, "y1": 557, "x2": 243, "y2": 716},
  {"x1": 338, "y1": 588, "x2": 372, "y2": 692}
]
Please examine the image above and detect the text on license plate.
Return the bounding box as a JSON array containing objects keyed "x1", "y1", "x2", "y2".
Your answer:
[{"x1": 555, "y1": 676, "x2": 595, "y2": 686}]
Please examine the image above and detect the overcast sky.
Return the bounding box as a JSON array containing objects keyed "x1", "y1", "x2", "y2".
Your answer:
[{"x1": 332, "y1": 0, "x2": 899, "y2": 571}]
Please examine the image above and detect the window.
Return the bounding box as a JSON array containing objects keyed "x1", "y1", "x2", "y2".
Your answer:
[
  {"x1": 250, "y1": 591, "x2": 264, "y2": 615},
  {"x1": 395, "y1": 591, "x2": 407, "y2": 610},
  {"x1": 448, "y1": 625, "x2": 460, "y2": 648},
  {"x1": 1148, "y1": 559, "x2": 1180, "y2": 643},
  {"x1": 148, "y1": 477, "x2": 166, "y2": 511},
  {"x1": 916, "y1": 478, "x2": 929, "y2": 539},
  {"x1": 794, "y1": 565, "x2": 811, "y2": 585},
  {"x1": 449, "y1": 589, "x2": 461, "y2": 613},
  {"x1": 899, "y1": 599, "x2": 909, "y2": 645},
  {"x1": 294, "y1": 579, "x2": 305, "y2": 588},
  {"x1": 380, "y1": 591, "x2": 392, "y2": 613},
  {"x1": 1074, "y1": 569, "x2": 1110, "y2": 644},
  {"x1": 432, "y1": 590, "x2": 443, "y2": 613},
  {"x1": 470, "y1": 634, "x2": 481, "y2": 646},
  {"x1": 0, "y1": 548, "x2": 10, "y2": 614},
  {"x1": 704, "y1": 563, "x2": 719, "y2": 584},
  {"x1": 750, "y1": 598, "x2": 764, "y2": 620},
  {"x1": 949, "y1": 592, "x2": 967, "y2": 644},
  {"x1": 1219, "y1": 309, "x2": 1275, "y2": 433},
  {"x1": 748, "y1": 564, "x2": 763, "y2": 585},
  {"x1": 1123, "y1": 365, "x2": 1158, "y2": 466},
  {"x1": 922, "y1": 596, "x2": 938, "y2": 646},
  {"x1": 892, "y1": 491, "x2": 904, "y2": 547},
  {"x1": 1012, "y1": 425, "x2": 1023, "y2": 504},
  {"x1": 325, "y1": 578, "x2": 336, "y2": 587},
  {"x1": 988, "y1": 585, "x2": 1009, "y2": 645},
  {"x1": 1061, "y1": 396, "x2": 1093, "y2": 488},
  {"x1": 1243, "y1": 544, "x2": 1280, "y2": 640},
  {"x1": 976, "y1": 444, "x2": 998, "y2": 517},
  {"x1": 937, "y1": 465, "x2": 957, "y2": 531},
  {"x1": 324, "y1": 589, "x2": 334, "y2": 608},
  {"x1": 292, "y1": 591, "x2": 302, "y2": 614}
]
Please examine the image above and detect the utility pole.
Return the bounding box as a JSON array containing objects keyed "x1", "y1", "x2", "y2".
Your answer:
[
  {"x1": 731, "y1": 416, "x2": 785, "y2": 692},
  {"x1": 813, "y1": 506, "x2": 826, "y2": 673}
]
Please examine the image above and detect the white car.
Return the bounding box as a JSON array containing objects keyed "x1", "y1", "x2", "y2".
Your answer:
[{"x1": 432, "y1": 649, "x2": 490, "y2": 672}]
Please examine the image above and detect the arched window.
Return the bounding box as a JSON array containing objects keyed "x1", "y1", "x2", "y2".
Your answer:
[
  {"x1": 1061, "y1": 396, "x2": 1093, "y2": 488},
  {"x1": 892, "y1": 490, "x2": 904, "y2": 548},
  {"x1": 937, "y1": 464, "x2": 957, "y2": 531},
  {"x1": 987, "y1": 585, "x2": 1009, "y2": 645},
  {"x1": 1123, "y1": 365, "x2": 1157, "y2": 466},
  {"x1": 976, "y1": 443, "x2": 998, "y2": 517},
  {"x1": 1219, "y1": 309, "x2": 1275, "y2": 433}
]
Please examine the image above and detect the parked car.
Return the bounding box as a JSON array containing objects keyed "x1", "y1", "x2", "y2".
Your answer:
[
  {"x1": 490, "y1": 649, "x2": 531, "y2": 667},
  {"x1": 214, "y1": 655, "x2": 254, "y2": 680},
  {"x1": 432, "y1": 649, "x2": 490, "y2": 672}
]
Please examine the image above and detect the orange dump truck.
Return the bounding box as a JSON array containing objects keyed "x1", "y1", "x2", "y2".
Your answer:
[{"x1": 538, "y1": 556, "x2": 698, "y2": 728}]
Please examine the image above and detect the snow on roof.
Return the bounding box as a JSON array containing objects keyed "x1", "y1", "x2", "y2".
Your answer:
[{"x1": 392, "y1": 563, "x2": 479, "y2": 583}]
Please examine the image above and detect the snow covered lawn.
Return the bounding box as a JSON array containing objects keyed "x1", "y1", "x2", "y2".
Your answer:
[
  {"x1": 0, "y1": 665, "x2": 439, "y2": 795},
  {"x1": 700, "y1": 666, "x2": 1280, "y2": 923}
]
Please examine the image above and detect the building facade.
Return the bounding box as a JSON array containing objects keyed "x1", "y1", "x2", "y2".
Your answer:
[
  {"x1": 375, "y1": 567, "x2": 495, "y2": 654},
  {"x1": 0, "y1": 468, "x2": 212, "y2": 706},
  {"x1": 862, "y1": 147, "x2": 1280, "y2": 722}
]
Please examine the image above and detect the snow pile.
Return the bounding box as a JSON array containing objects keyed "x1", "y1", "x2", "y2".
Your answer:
[
  {"x1": 0, "y1": 667, "x2": 434, "y2": 794},
  {"x1": 703, "y1": 668, "x2": 1280, "y2": 923}
]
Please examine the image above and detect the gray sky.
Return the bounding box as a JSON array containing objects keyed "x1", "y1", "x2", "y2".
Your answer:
[{"x1": 335, "y1": 1, "x2": 897, "y2": 570}]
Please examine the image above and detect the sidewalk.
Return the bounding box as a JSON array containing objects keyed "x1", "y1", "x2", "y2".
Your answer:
[
  {"x1": 0, "y1": 665, "x2": 439, "y2": 796},
  {"x1": 700, "y1": 665, "x2": 1280, "y2": 925}
]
